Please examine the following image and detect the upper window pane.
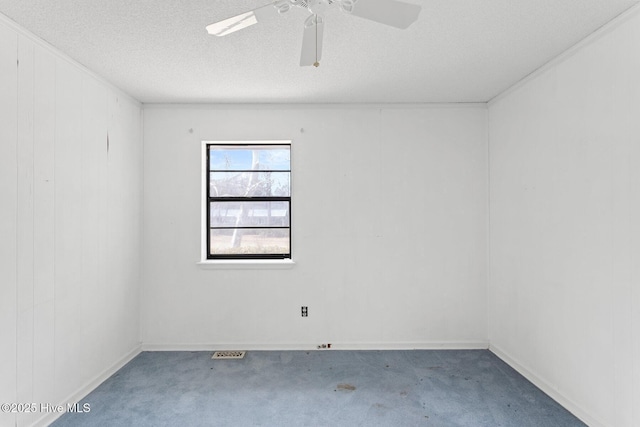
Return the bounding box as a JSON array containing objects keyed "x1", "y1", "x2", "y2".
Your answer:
[
  {"x1": 209, "y1": 171, "x2": 290, "y2": 197},
  {"x1": 209, "y1": 145, "x2": 290, "y2": 171}
]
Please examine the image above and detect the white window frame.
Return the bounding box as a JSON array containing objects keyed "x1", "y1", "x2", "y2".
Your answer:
[{"x1": 198, "y1": 140, "x2": 295, "y2": 269}]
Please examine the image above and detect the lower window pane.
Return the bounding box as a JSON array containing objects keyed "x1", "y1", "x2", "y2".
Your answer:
[
  {"x1": 210, "y1": 228, "x2": 290, "y2": 255},
  {"x1": 210, "y1": 201, "x2": 289, "y2": 227}
]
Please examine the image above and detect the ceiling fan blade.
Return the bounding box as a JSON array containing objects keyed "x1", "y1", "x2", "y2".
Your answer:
[
  {"x1": 206, "y1": 2, "x2": 281, "y2": 37},
  {"x1": 300, "y1": 15, "x2": 325, "y2": 67},
  {"x1": 343, "y1": 0, "x2": 421, "y2": 29}
]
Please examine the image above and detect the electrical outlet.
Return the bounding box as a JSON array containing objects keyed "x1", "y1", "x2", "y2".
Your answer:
[{"x1": 301, "y1": 306, "x2": 308, "y2": 317}]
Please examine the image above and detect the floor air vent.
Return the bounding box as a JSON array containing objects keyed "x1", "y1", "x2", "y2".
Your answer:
[{"x1": 212, "y1": 351, "x2": 246, "y2": 360}]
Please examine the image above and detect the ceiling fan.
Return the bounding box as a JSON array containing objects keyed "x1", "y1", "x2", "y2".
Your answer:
[{"x1": 206, "y1": 0, "x2": 421, "y2": 67}]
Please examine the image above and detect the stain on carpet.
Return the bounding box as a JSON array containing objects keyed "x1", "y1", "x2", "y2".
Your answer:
[{"x1": 336, "y1": 383, "x2": 356, "y2": 391}]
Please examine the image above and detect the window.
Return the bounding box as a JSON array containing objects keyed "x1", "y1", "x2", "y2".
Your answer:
[{"x1": 205, "y1": 142, "x2": 291, "y2": 260}]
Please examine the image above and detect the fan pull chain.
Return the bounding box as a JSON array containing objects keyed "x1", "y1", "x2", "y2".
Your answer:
[{"x1": 314, "y1": 14, "x2": 320, "y2": 67}]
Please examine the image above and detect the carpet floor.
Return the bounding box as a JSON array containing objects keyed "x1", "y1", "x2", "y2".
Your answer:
[{"x1": 51, "y1": 350, "x2": 586, "y2": 426}]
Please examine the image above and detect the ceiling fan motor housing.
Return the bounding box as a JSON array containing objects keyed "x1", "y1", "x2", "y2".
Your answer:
[
  {"x1": 289, "y1": 0, "x2": 338, "y2": 14},
  {"x1": 307, "y1": 0, "x2": 333, "y2": 14}
]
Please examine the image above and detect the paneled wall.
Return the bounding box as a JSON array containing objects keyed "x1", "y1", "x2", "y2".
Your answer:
[
  {"x1": 0, "y1": 18, "x2": 19, "y2": 427},
  {"x1": 142, "y1": 105, "x2": 488, "y2": 350},
  {"x1": 0, "y1": 16, "x2": 143, "y2": 427},
  {"x1": 488, "y1": 7, "x2": 640, "y2": 427}
]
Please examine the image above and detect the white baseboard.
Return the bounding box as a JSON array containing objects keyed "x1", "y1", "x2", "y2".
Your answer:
[
  {"x1": 489, "y1": 344, "x2": 605, "y2": 427},
  {"x1": 32, "y1": 344, "x2": 142, "y2": 427},
  {"x1": 141, "y1": 341, "x2": 489, "y2": 351}
]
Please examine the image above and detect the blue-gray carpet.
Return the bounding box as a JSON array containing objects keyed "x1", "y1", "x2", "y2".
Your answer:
[{"x1": 51, "y1": 350, "x2": 586, "y2": 426}]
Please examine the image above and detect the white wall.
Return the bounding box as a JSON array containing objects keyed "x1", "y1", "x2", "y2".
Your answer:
[
  {"x1": 488, "y1": 7, "x2": 640, "y2": 427},
  {"x1": 0, "y1": 16, "x2": 19, "y2": 427},
  {"x1": 0, "y1": 16, "x2": 143, "y2": 427},
  {"x1": 142, "y1": 105, "x2": 488, "y2": 350}
]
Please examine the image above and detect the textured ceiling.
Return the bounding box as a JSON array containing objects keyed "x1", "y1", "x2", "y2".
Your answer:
[{"x1": 0, "y1": 0, "x2": 638, "y2": 103}]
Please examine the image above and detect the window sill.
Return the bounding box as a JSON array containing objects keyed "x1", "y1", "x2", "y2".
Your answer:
[{"x1": 197, "y1": 259, "x2": 296, "y2": 270}]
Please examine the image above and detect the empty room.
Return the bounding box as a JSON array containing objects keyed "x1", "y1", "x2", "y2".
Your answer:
[{"x1": 1, "y1": 0, "x2": 639, "y2": 426}]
